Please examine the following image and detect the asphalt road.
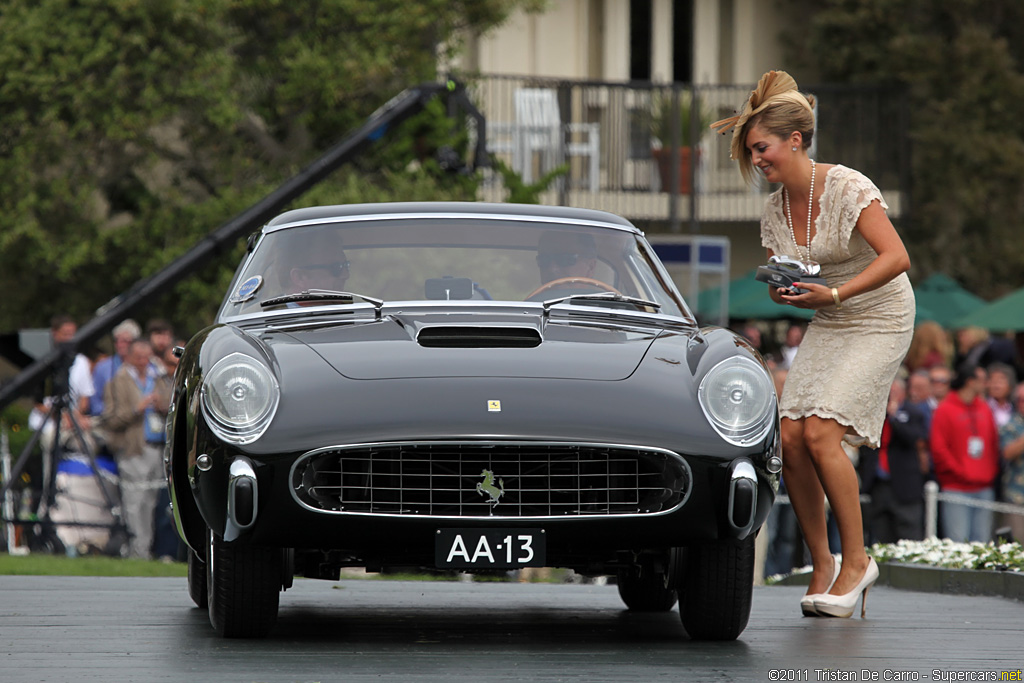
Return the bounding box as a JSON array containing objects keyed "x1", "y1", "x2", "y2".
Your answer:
[{"x1": 1, "y1": 575, "x2": 1021, "y2": 683}]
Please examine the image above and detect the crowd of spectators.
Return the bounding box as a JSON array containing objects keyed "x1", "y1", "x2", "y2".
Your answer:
[
  {"x1": 745, "y1": 321, "x2": 1024, "y2": 577},
  {"x1": 26, "y1": 314, "x2": 186, "y2": 561}
]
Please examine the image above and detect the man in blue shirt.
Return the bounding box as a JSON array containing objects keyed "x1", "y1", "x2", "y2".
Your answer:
[{"x1": 89, "y1": 319, "x2": 141, "y2": 416}]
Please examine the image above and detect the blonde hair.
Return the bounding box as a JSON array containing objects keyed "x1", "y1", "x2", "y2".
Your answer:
[
  {"x1": 957, "y1": 326, "x2": 990, "y2": 351},
  {"x1": 905, "y1": 320, "x2": 953, "y2": 371},
  {"x1": 711, "y1": 70, "x2": 816, "y2": 185}
]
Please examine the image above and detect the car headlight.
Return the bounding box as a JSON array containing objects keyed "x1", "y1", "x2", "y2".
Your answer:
[
  {"x1": 698, "y1": 356, "x2": 775, "y2": 447},
  {"x1": 200, "y1": 352, "x2": 280, "y2": 444}
]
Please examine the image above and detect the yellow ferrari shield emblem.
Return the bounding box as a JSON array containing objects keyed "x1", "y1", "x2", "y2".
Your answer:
[{"x1": 487, "y1": 400, "x2": 501, "y2": 412}]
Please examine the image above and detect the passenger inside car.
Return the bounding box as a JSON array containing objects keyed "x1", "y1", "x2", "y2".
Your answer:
[{"x1": 535, "y1": 230, "x2": 600, "y2": 285}]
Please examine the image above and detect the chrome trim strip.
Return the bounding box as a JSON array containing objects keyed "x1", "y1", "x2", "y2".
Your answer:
[
  {"x1": 223, "y1": 300, "x2": 693, "y2": 328},
  {"x1": 287, "y1": 440, "x2": 693, "y2": 520},
  {"x1": 262, "y1": 212, "x2": 642, "y2": 235},
  {"x1": 731, "y1": 459, "x2": 757, "y2": 481}
]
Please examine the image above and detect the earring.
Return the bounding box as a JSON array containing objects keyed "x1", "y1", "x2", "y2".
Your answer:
[{"x1": 792, "y1": 146, "x2": 798, "y2": 151}]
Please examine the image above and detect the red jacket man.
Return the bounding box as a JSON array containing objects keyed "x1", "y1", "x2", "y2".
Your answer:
[{"x1": 929, "y1": 364, "x2": 1000, "y2": 542}]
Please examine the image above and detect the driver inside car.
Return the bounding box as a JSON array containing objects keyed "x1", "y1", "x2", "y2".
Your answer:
[
  {"x1": 276, "y1": 229, "x2": 350, "y2": 295},
  {"x1": 535, "y1": 230, "x2": 599, "y2": 286}
]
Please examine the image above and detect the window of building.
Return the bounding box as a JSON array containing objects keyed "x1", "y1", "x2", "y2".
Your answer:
[
  {"x1": 629, "y1": 0, "x2": 652, "y2": 81},
  {"x1": 673, "y1": 0, "x2": 694, "y2": 83}
]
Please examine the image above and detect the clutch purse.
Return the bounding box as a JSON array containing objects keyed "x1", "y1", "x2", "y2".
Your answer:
[{"x1": 755, "y1": 255, "x2": 827, "y2": 294}]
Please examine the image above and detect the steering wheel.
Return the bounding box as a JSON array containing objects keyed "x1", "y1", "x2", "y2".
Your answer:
[{"x1": 526, "y1": 277, "x2": 622, "y2": 300}]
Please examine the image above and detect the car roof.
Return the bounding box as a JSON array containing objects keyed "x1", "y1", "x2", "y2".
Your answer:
[{"x1": 264, "y1": 202, "x2": 640, "y2": 233}]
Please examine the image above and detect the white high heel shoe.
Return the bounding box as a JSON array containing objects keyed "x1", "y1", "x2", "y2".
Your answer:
[
  {"x1": 800, "y1": 555, "x2": 841, "y2": 617},
  {"x1": 814, "y1": 558, "x2": 879, "y2": 618}
]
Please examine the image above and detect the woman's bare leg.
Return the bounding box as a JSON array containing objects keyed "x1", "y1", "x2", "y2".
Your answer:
[
  {"x1": 780, "y1": 417, "x2": 833, "y2": 595},
  {"x1": 802, "y1": 416, "x2": 869, "y2": 595}
]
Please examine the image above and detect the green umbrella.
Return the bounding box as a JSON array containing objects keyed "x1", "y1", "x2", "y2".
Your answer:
[
  {"x1": 727, "y1": 286, "x2": 815, "y2": 320},
  {"x1": 726, "y1": 286, "x2": 937, "y2": 322},
  {"x1": 913, "y1": 300, "x2": 941, "y2": 325},
  {"x1": 953, "y1": 287, "x2": 1024, "y2": 332},
  {"x1": 695, "y1": 269, "x2": 761, "y2": 318},
  {"x1": 700, "y1": 272, "x2": 945, "y2": 324},
  {"x1": 696, "y1": 269, "x2": 814, "y2": 321},
  {"x1": 913, "y1": 274, "x2": 986, "y2": 328}
]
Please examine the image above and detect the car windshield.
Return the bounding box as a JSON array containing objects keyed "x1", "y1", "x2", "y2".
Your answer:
[{"x1": 220, "y1": 216, "x2": 690, "y2": 319}]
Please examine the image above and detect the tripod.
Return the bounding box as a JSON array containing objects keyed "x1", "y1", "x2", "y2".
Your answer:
[{"x1": 0, "y1": 351, "x2": 129, "y2": 555}]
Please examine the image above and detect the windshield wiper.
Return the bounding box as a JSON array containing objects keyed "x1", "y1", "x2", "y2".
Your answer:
[
  {"x1": 542, "y1": 291, "x2": 662, "y2": 312},
  {"x1": 260, "y1": 289, "x2": 384, "y2": 313}
]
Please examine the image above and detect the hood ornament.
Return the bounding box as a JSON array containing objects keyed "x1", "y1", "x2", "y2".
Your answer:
[{"x1": 476, "y1": 469, "x2": 505, "y2": 507}]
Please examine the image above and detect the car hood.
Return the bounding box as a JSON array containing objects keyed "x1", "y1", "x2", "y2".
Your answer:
[
  {"x1": 203, "y1": 318, "x2": 762, "y2": 458},
  {"x1": 271, "y1": 312, "x2": 663, "y2": 381}
]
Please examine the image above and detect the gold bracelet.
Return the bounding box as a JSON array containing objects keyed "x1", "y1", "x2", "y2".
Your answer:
[{"x1": 831, "y1": 287, "x2": 842, "y2": 309}]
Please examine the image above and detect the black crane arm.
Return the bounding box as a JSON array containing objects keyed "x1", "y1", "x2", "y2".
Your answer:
[{"x1": 0, "y1": 79, "x2": 487, "y2": 412}]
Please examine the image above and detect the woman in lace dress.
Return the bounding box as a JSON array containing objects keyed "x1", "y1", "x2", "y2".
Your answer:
[{"x1": 712, "y1": 71, "x2": 915, "y2": 618}]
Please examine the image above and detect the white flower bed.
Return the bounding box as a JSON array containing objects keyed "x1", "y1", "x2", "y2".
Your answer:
[
  {"x1": 767, "y1": 539, "x2": 1023, "y2": 584},
  {"x1": 868, "y1": 538, "x2": 1024, "y2": 572}
]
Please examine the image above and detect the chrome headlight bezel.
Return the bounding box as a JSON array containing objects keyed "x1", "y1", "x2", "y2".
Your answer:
[
  {"x1": 200, "y1": 352, "x2": 280, "y2": 445},
  {"x1": 698, "y1": 356, "x2": 776, "y2": 447}
]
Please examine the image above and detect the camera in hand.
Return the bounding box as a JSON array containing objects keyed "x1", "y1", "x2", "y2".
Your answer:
[{"x1": 755, "y1": 254, "x2": 827, "y2": 295}]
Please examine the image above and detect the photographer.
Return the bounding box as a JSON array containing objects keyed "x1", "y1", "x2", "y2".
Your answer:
[{"x1": 28, "y1": 314, "x2": 95, "y2": 435}]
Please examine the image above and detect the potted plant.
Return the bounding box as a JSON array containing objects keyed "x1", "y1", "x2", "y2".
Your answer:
[{"x1": 649, "y1": 90, "x2": 712, "y2": 194}]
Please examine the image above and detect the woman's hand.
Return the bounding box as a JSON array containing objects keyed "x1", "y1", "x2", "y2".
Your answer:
[{"x1": 778, "y1": 282, "x2": 833, "y2": 309}]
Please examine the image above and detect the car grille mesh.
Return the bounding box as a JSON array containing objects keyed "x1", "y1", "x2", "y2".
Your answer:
[{"x1": 292, "y1": 443, "x2": 689, "y2": 517}]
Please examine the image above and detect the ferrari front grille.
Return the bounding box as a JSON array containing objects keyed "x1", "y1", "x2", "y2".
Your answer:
[{"x1": 291, "y1": 442, "x2": 690, "y2": 518}]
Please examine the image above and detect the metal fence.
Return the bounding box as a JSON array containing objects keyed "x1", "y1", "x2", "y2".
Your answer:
[
  {"x1": 464, "y1": 74, "x2": 911, "y2": 228},
  {"x1": 774, "y1": 482, "x2": 1024, "y2": 543}
]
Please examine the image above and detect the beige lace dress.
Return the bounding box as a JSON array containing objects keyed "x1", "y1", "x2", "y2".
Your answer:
[{"x1": 761, "y1": 165, "x2": 915, "y2": 448}]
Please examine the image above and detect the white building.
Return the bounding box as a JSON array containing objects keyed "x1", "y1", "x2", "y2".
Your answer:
[
  {"x1": 457, "y1": 0, "x2": 797, "y2": 86},
  {"x1": 446, "y1": 1, "x2": 905, "y2": 291}
]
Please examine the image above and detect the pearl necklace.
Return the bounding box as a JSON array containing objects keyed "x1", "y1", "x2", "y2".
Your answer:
[{"x1": 785, "y1": 159, "x2": 816, "y2": 260}]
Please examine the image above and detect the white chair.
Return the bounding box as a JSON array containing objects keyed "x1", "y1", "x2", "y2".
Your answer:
[{"x1": 488, "y1": 88, "x2": 600, "y2": 191}]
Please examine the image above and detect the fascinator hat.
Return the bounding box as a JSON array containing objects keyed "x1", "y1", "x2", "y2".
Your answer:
[{"x1": 711, "y1": 70, "x2": 816, "y2": 183}]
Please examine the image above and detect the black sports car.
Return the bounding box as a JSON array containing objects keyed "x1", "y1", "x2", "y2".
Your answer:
[{"x1": 166, "y1": 202, "x2": 780, "y2": 640}]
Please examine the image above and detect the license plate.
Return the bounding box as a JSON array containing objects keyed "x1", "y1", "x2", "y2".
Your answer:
[{"x1": 435, "y1": 529, "x2": 546, "y2": 569}]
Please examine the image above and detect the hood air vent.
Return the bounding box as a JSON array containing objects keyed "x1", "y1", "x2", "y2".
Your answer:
[{"x1": 416, "y1": 326, "x2": 542, "y2": 349}]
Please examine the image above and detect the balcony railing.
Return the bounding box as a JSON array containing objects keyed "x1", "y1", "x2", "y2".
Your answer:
[{"x1": 465, "y1": 75, "x2": 911, "y2": 228}]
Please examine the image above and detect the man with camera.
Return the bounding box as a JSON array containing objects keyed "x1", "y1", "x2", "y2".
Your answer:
[{"x1": 28, "y1": 314, "x2": 94, "y2": 434}]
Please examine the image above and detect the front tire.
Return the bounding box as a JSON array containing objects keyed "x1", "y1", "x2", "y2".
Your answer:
[
  {"x1": 616, "y1": 569, "x2": 678, "y2": 612},
  {"x1": 678, "y1": 535, "x2": 755, "y2": 641},
  {"x1": 187, "y1": 547, "x2": 207, "y2": 608},
  {"x1": 206, "y1": 528, "x2": 281, "y2": 638}
]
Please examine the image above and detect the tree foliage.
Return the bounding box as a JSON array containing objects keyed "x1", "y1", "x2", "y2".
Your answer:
[
  {"x1": 491, "y1": 158, "x2": 569, "y2": 205},
  {"x1": 0, "y1": 0, "x2": 530, "y2": 336},
  {"x1": 783, "y1": 0, "x2": 1024, "y2": 299}
]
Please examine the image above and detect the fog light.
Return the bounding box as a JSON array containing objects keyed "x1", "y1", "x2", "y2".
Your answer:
[{"x1": 196, "y1": 454, "x2": 212, "y2": 472}]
